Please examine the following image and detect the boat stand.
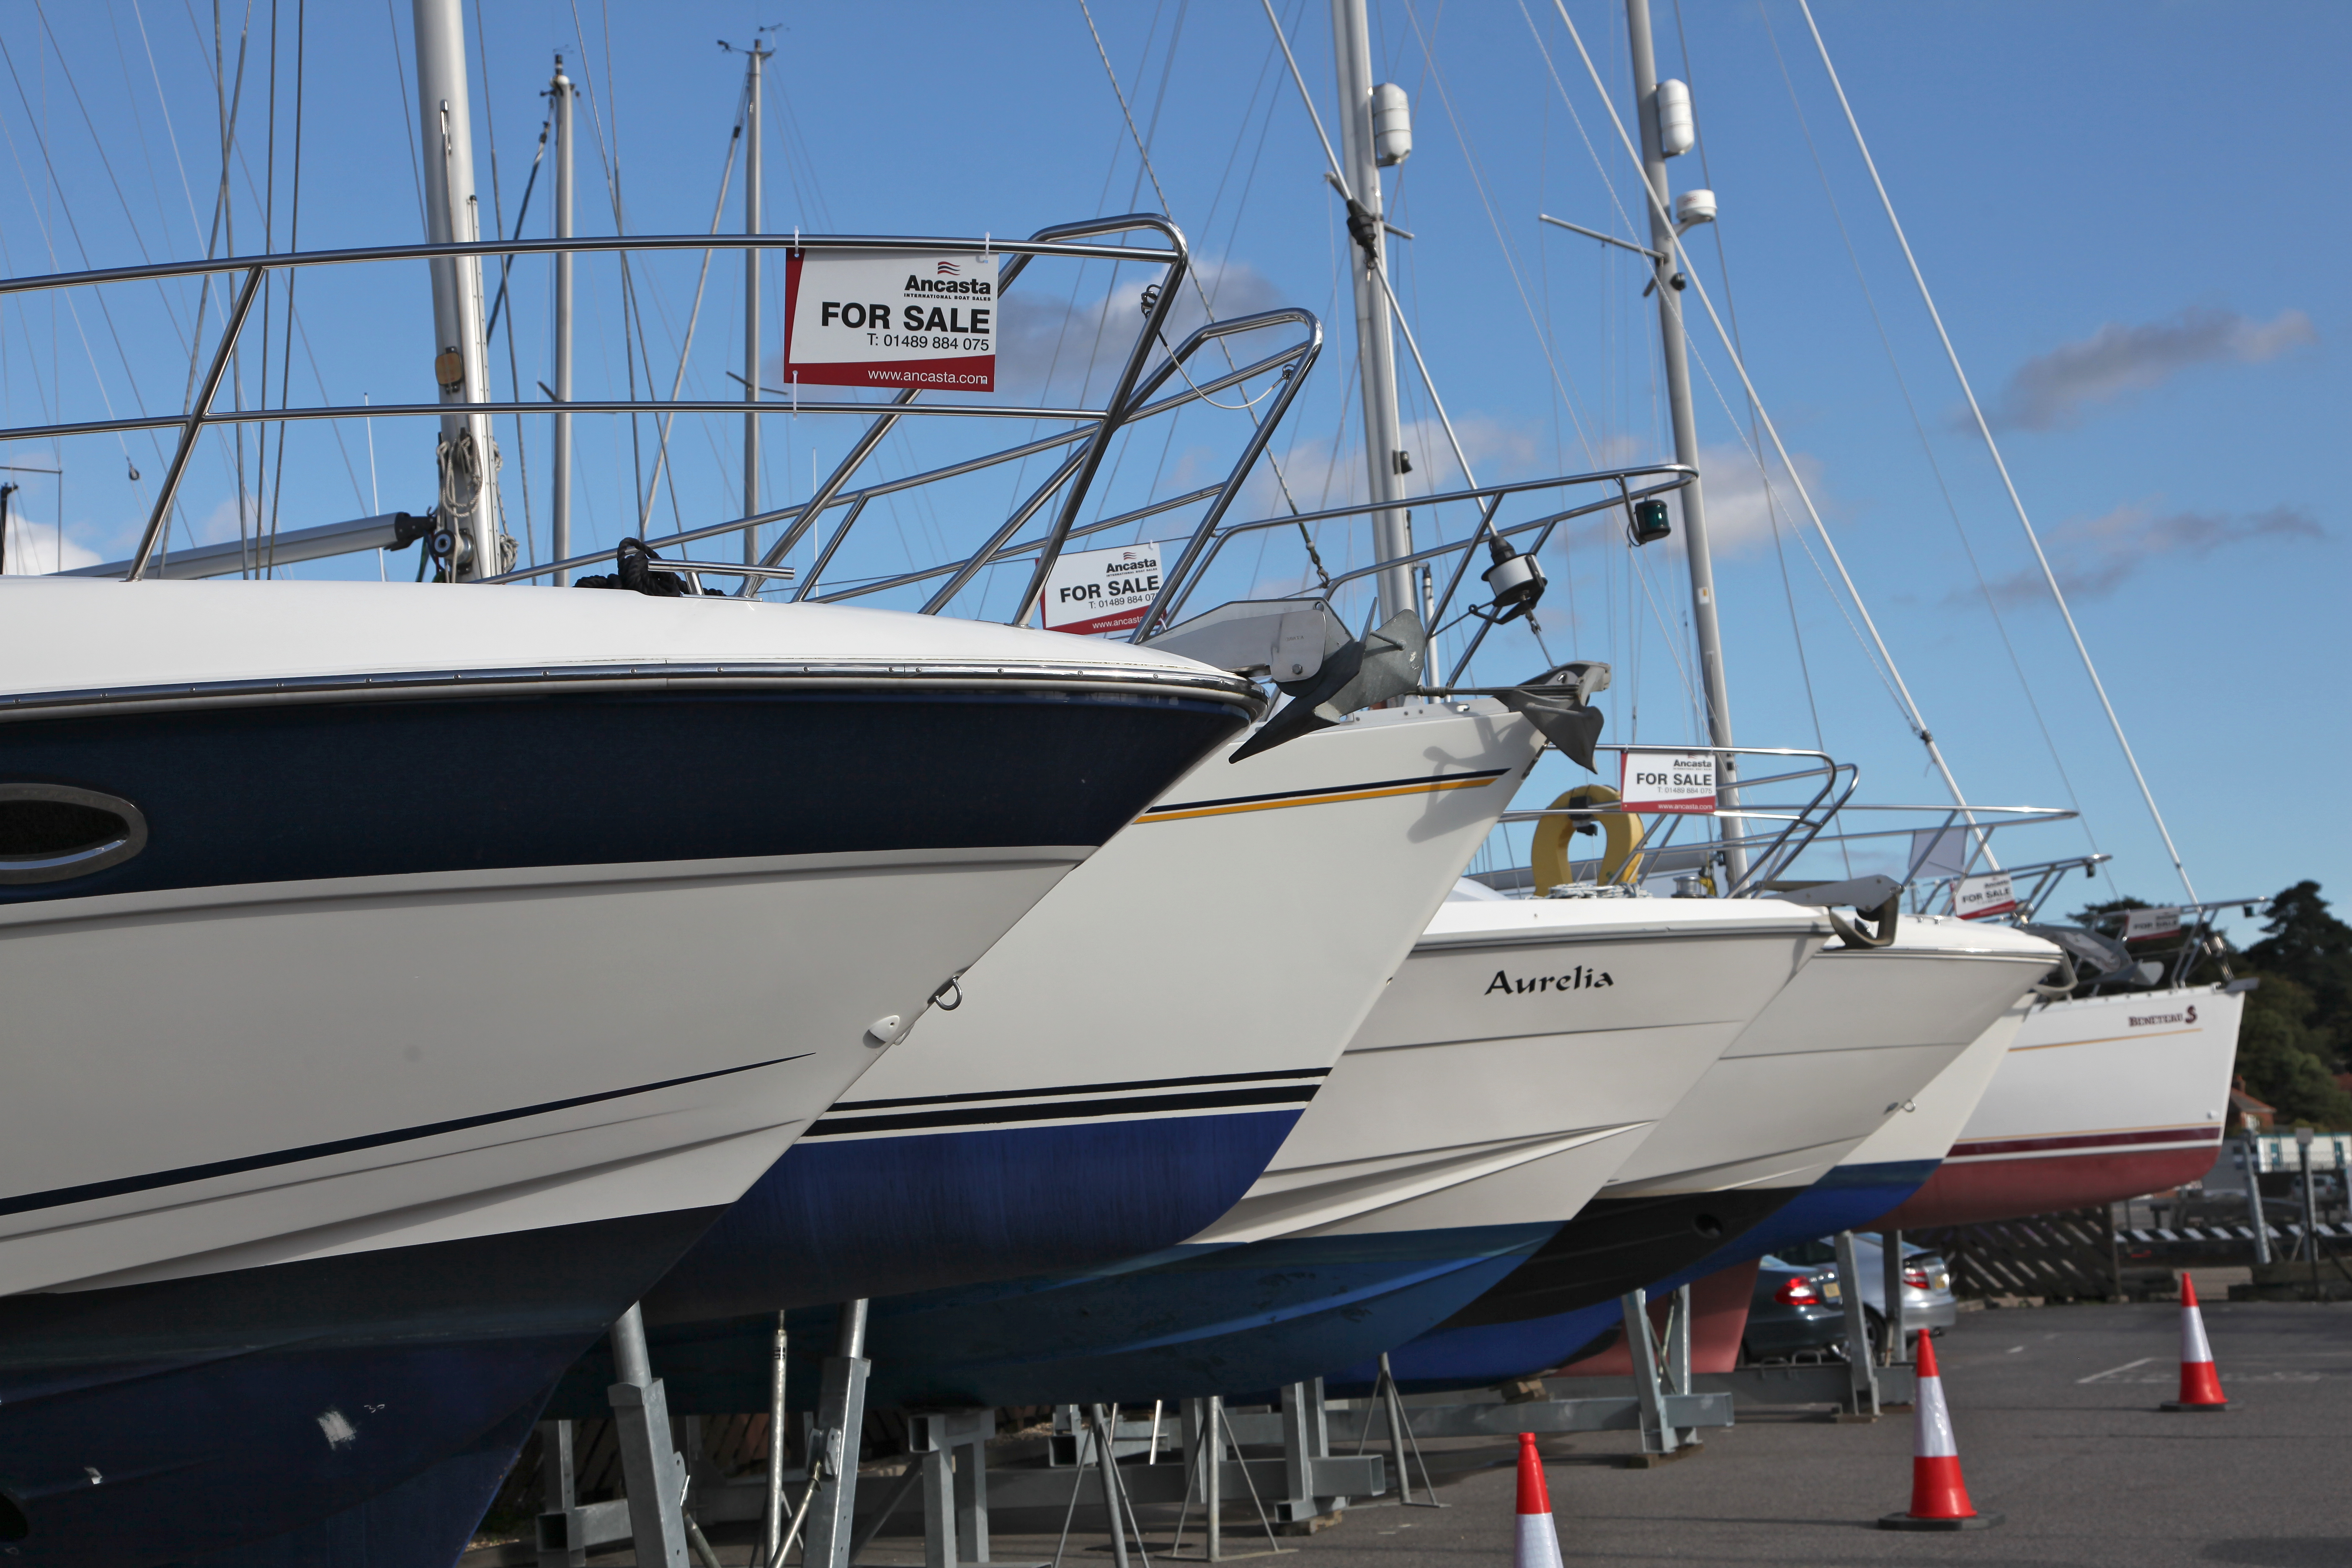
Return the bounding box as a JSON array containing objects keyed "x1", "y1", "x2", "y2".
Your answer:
[
  {"x1": 1657, "y1": 1233, "x2": 1917, "y2": 1415},
  {"x1": 1208, "y1": 1304, "x2": 1738, "y2": 1485},
  {"x1": 1832, "y1": 1231, "x2": 1882, "y2": 1420},
  {"x1": 1163, "y1": 1395, "x2": 1291, "y2": 1561},
  {"x1": 894, "y1": 1408, "x2": 1049, "y2": 1568},
  {"x1": 1619, "y1": 1284, "x2": 1702, "y2": 1457},
  {"x1": 607, "y1": 1302, "x2": 695, "y2": 1566},
  {"x1": 534, "y1": 1418, "x2": 587, "y2": 1568},
  {"x1": 801, "y1": 1300, "x2": 874, "y2": 1568}
]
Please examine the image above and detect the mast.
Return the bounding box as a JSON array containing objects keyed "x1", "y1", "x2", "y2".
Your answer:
[
  {"x1": 412, "y1": 0, "x2": 507, "y2": 580},
  {"x1": 550, "y1": 57, "x2": 575, "y2": 585},
  {"x1": 1625, "y1": 0, "x2": 1743, "y2": 878},
  {"x1": 1328, "y1": 0, "x2": 1414, "y2": 625},
  {"x1": 742, "y1": 41, "x2": 770, "y2": 564}
]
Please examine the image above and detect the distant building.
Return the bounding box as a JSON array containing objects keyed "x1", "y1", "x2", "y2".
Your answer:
[{"x1": 2231, "y1": 1076, "x2": 2277, "y2": 1132}]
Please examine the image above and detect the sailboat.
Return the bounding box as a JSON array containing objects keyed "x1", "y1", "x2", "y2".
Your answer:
[
  {"x1": 554, "y1": 0, "x2": 2013, "y2": 1421},
  {"x1": 0, "y1": 8, "x2": 1273, "y2": 1563},
  {"x1": 1372, "y1": 910, "x2": 2058, "y2": 1387},
  {"x1": 557, "y1": 873, "x2": 1833, "y2": 1414},
  {"x1": 1882, "y1": 890, "x2": 2254, "y2": 1228},
  {"x1": 640, "y1": 691, "x2": 1550, "y2": 1322},
  {"x1": 0, "y1": 579, "x2": 1253, "y2": 1561}
]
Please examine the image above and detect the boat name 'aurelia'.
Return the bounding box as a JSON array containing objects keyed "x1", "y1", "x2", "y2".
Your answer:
[{"x1": 1485, "y1": 967, "x2": 1614, "y2": 995}]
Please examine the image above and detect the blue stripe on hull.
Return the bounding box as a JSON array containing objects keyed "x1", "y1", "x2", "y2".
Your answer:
[
  {"x1": 0, "y1": 687, "x2": 1241, "y2": 906},
  {"x1": 1726, "y1": 1158, "x2": 1942, "y2": 1261},
  {"x1": 1362, "y1": 1159, "x2": 1943, "y2": 1392},
  {"x1": 644, "y1": 1109, "x2": 1306, "y2": 1318},
  {"x1": 556, "y1": 1223, "x2": 1560, "y2": 1418}
]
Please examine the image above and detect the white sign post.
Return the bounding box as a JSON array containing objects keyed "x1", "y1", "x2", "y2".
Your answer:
[
  {"x1": 1039, "y1": 541, "x2": 1168, "y2": 638},
  {"x1": 784, "y1": 250, "x2": 998, "y2": 390},
  {"x1": 2125, "y1": 906, "x2": 2184, "y2": 941},
  {"x1": 1953, "y1": 870, "x2": 2017, "y2": 921},
  {"x1": 1618, "y1": 750, "x2": 1718, "y2": 814}
]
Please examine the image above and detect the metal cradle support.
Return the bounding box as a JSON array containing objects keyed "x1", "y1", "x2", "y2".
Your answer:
[
  {"x1": 1274, "y1": 1380, "x2": 1346, "y2": 1525},
  {"x1": 802, "y1": 1300, "x2": 874, "y2": 1568},
  {"x1": 1879, "y1": 1228, "x2": 1909, "y2": 1369},
  {"x1": 607, "y1": 1303, "x2": 693, "y2": 1568},
  {"x1": 534, "y1": 1419, "x2": 586, "y2": 1568},
  {"x1": 905, "y1": 1408, "x2": 1048, "y2": 1568},
  {"x1": 1621, "y1": 1283, "x2": 1702, "y2": 1455},
  {"x1": 1834, "y1": 1231, "x2": 1882, "y2": 1418},
  {"x1": 1233, "y1": 1378, "x2": 1732, "y2": 1451}
]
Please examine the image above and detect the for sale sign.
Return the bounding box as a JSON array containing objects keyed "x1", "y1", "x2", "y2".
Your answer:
[
  {"x1": 1953, "y1": 870, "x2": 2017, "y2": 921},
  {"x1": 1618, "y1": 750, "x2": 1717, "y2": 814},
  {"x1": 1040, "y1": 541, "x2": 1167, "y2": 638},
  {"x1": 784, "y1": 250, "x2": 998, "y2": 390},
  {"x1": 2124, "y1": 905, "x2": 2183, "y2": 941}
]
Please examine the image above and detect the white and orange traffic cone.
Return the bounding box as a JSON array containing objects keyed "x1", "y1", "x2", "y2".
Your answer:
[
  {"x1": 1513, "y1": 1431, "x2": 1564, "y2": 1568},
  {"x1": 2161, "y1": 1273, "x2": 2228, "y2": 1411},
  {"x1": 1878, "y1": 1333, "x2": 2001, "y2": 1531}
]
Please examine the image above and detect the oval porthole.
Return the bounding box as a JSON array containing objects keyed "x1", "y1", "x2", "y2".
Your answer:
[{"x1": 0, "y1": 782, "x2": 149, "y2": 885}]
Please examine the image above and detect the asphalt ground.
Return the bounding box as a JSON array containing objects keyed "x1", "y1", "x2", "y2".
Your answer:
[{"x1": 505, "y1": 1299, "x2": 2351, "y2": 1567}]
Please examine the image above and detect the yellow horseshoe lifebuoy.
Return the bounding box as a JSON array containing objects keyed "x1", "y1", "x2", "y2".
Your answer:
[{"x1": 1531, "y1": 783, "x2": 1646, "y2": 892}]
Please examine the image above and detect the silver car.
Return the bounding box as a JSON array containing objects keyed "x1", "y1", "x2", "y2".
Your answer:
[{"x1": 1762, "y1": 1234, "x2": 1958, "y2": 1344}]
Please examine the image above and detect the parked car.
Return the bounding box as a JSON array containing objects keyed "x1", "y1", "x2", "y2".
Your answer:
[{"x1": 1741, "y1": 1235, "x2": 1958, "y2": 1364}]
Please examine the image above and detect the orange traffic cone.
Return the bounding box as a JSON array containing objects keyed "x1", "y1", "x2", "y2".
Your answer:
[
  {"x1": 1513, "y1": 1432, "x2": 1563, "y2": 1568},
  {"x1": 1878, "y1": 1333, "x2": 2001, "y2": 1531},
  {"x1": 2161, "y1": 1273, "x2": 2228, "y2": 1411}
]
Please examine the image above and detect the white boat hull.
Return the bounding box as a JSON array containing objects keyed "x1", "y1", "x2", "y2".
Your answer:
[
  {"x1": 1194, "y1": 896, "x2": 1831, "y2": 1245},
  {"x1": 1882, "y1": 983, "x2": 2247, "y2": 1227},
  {"x1": 642, "y1": 698, "x2": 1551, "y2": 1317}
]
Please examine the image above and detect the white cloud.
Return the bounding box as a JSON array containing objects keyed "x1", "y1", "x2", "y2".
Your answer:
[
  {"x1": 1981, "y1": 500, "x2": 2323, "y2": 603},
  {"x1": 995, "y1": 259, "x2": 1292, "y2": 407},
  {"x1": 1985, "y1": 306, "x2": 2316, "y2": 431},
  {"x1": 0, "y1": 517, "x2": 101, "y2": 575},
  {"x1": 1685, "y1": 441, "x2": 1826, "y2": 554}
]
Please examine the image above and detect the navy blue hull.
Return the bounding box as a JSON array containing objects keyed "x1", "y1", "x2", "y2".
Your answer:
[
  {"x1": 1362, "y1": 1159, "x2": 1942, "y2": 1390},
  {"x1": 0, "y1": 1210, "x2": 716, "y2": 1567},
  {"x1": 1428, "y1": 1185, "x2": 1800, "y2": 1331},
  {"x1": 0, "y1": 674, "x2": 1252, "y2": 1561},
  {"x1": 166, "y1": 1387, "x2": 552, "y2": 1568},
  {"x1": 0, "y1": 686, "x2": 1247, "y2": 907},
  {"x1": 644, "y1": 1108, "x2": 1306, "y2": 1320},
  {"x1": 552, "y1": 1223, "x2": 1559, "y2": 1417}
]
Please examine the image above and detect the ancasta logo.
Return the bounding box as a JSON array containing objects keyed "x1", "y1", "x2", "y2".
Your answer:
[
  {"x1": 1486, "y1": 967, "x2": 1613, "y2": 995},
  {"x1": 903, "y1": 271, "x2": 992, "y2": 296}
]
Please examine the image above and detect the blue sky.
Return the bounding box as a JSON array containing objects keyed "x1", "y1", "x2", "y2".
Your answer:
[{"x1": 3, "y1": 0, "x2": 2341, "y2": 934}]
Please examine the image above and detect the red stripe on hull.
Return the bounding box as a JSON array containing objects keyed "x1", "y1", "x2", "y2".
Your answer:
[
  {"x1": 1880, "y1": 1147, "x2": 2223, "y2": 1229},
  {"x1": 1947, "y1": 1125, "x2": 2214, "y2": 1159}
]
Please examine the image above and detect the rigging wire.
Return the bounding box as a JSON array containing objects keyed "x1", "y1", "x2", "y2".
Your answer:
[
  {"x1": 634, "y1": 83, "x2": 746, "y2": 532},
  {"x1": 1385, "y1": 0, "x2": 1603, "y2": 470},
  {"x1": 1753, "y1": 2, "x2": 2101, "y2": 883},
  {"x1": 470, "y1": 3, "x2": 534, "y2": 562},
  {"x1": 1793, "y1": 1, "x2": 2190, "y2": 900},
  {"x1": 1076, "y1": 0, "x2": 1329, "y2": 591},
  {"x1": 381, "y1": 0, "x2": 426, "y2": 230},
  {"x1": 1546, "y1": 0, "x2": 1997, "y2": 866},
  {"x1": 263, "y1": 0, "x2": 304, "y2": 577},
  {"x1": 1669, "y1": 0, "x2": 1830, "y2": 765}
]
